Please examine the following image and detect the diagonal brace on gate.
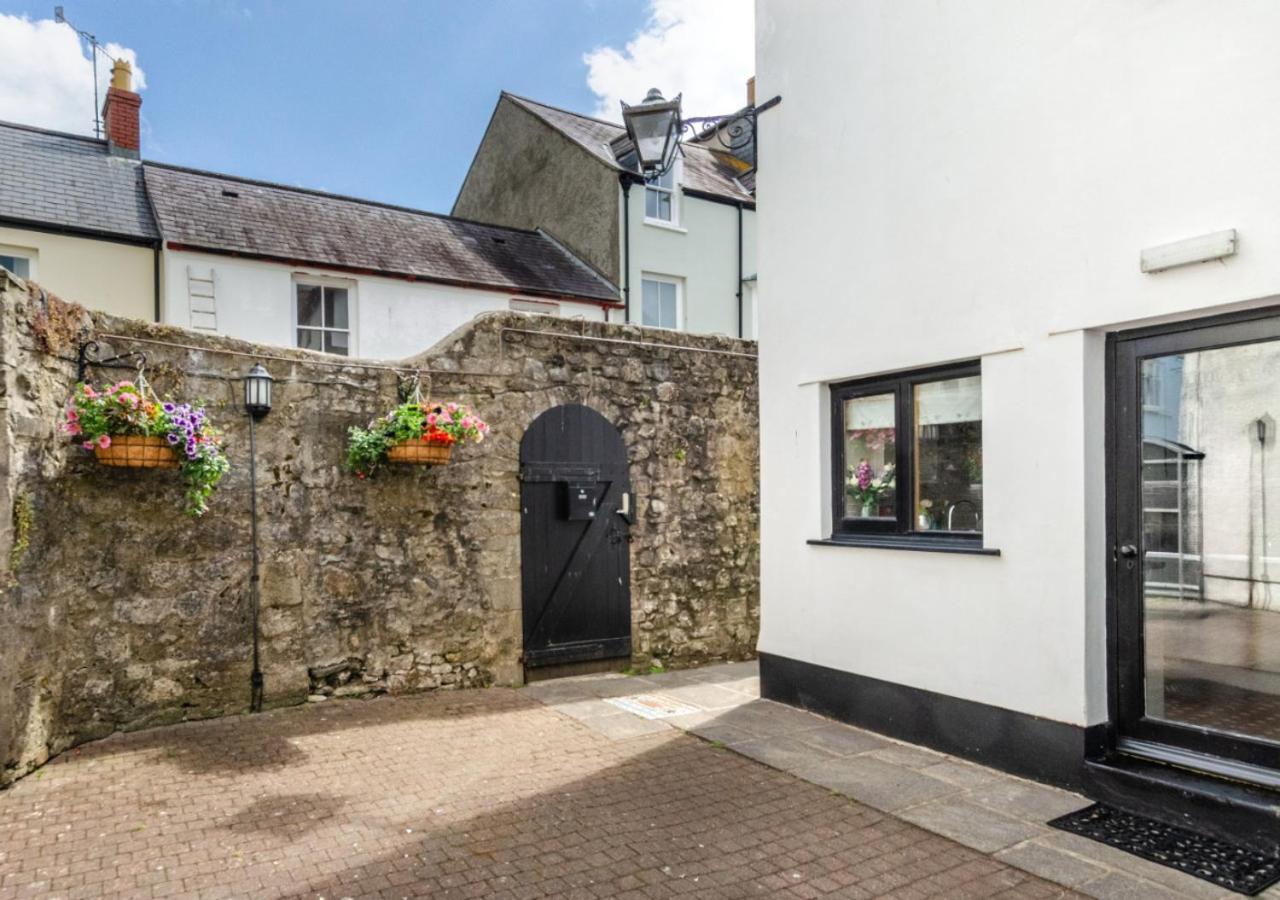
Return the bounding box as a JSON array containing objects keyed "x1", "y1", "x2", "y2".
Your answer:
[{"x1": 526, "y1": 479, "x2": 623, "y2": 647}]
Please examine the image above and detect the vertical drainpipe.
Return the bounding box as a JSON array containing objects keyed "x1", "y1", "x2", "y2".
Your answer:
[
  {"x1": 620, "y1": 174, "x2": 634, "y2": 324},
  {"x1": 152, "y1": 242, "x2": 161, "y2": 323},
  {"x1": 736, "y1": 202, "x2": 744, "y2": 339}
]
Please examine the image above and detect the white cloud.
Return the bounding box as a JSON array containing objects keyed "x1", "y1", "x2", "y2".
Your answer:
[
  {"x1": 584, "y1": 0, "x2": 754, "y2": 122},
  {"x1": 0, "y1": 14, "x2": 146, "y2": 136}
]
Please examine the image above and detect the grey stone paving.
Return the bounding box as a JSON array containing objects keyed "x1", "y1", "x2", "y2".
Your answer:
[{"x1": 526, "y1": 660, "x2": 1279, "y2": 900}]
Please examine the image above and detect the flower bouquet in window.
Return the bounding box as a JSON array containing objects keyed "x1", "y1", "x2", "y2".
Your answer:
[
  {"x1": 63, "y1": 381, "x2": 230, "y2": 516},
  {"x1": 846, "y1": 459, "x2": 895, "y2": 518},
  {"x1": 346, "y1": 401, "x2": 489, "y2": 478}
]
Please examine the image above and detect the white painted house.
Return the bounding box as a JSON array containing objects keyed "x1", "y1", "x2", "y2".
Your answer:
[
  {"x1": 756, "y1": 0, "x2": 1280, "y2": 851},
  {"x1": 453, "y1": 92, "x2": 758, "y2": 339},
  {"x1": 144, "y1": 164, "x2": 619, "y2": 360},
  {"x1": 2, "y1": 69, "x2": 621, "y2": 360}
]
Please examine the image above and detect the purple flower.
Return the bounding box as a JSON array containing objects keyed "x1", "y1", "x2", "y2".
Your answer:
[
  {"x1": 162, "y1": 402, "x2": 176, "y2": 414},
  {"x1": 166, "y1": 433, "x2": 179, "y2": 445},
  {"x1": 856, "y1": 461, "x2": 873, "y2": 491}
]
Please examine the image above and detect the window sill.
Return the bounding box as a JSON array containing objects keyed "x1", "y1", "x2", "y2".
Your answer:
[
  {"x1": 643, "y1": 219, "x2": 687, "y2": 234},
  {"x1": 807, "y1": 536, "x2": 1001, "y2": 556}
]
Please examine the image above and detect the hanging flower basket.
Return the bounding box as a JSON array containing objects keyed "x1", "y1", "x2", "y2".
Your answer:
[
  {"x1": 95, "y1": 434, "x2": 179, "y2": 469},
  {"x1": 387, "y1": 438, "x2": 453, "y2": 466},
  {"x1": 346, "y1": 400, "x2": 489, "y2": 479},
  {"x1": 64, "y1": 381, "x2": 230, "y2": 516}
]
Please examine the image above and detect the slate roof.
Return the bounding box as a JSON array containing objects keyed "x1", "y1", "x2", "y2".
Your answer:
[
  {"x1": 0, "y1": 120, "x2": 158, "y2": 241},
  {"x1": 142, "y1": 164, "x2": 621, "y2": 304},
  {"x1": 503, "y1": 94, "x2": 755, "y2": 206}
]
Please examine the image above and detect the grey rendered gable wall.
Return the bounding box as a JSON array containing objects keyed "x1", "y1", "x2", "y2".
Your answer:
[{"x1": 452, "y1": 98, "x2": 620, "y2": 285}]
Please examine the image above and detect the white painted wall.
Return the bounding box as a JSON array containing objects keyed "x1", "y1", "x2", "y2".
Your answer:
[
  {"x1": 0, "y1": 225, "x2": 155, "y2": 321},
  {"x1": 755, "y1": 0, "x2": 1280, "y2": 726},
  {"x1": 162, "y1": 249, "x2": 607, "y2": 360},
  {"x1": 622, "y1": 175, "x2": 757, "y2": 339}
]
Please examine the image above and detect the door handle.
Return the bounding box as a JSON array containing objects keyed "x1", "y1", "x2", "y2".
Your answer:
[{"x1": 1119, "y1": 544, "x2": 1139, "y2": 559}]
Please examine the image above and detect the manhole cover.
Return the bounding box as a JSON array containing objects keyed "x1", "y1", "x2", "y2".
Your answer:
[{"x1": 605, "y1": 694, "x2": 701, "y2": 720}]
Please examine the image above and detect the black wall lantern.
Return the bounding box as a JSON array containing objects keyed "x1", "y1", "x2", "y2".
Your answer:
[
  {"x1": 242, "y1": 363, "x2": 272, "y2": 711},
  {"x1": 244, "y1": 363, "x2": 273, "y2": 418}
]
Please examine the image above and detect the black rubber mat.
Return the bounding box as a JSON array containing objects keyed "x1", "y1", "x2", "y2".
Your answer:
[{"x1": 1048, "y1": 803, "x2": 1280, "y2": 896}]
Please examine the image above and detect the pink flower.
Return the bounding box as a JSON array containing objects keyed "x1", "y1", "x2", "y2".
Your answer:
[
  {"x1": 82, "y1": 440, "x2": 94, "y2": 451},
  {"x1": 83, "y1": 386, "x2": 97, "y2": 398},
  {"x1": 67, "y1": 423, "x2": 81, "y2": 436},
  {"x1": 426, "y1": 412, "x2": 438, "y2": 426},
  {"x1": 446, "y1": 402, "x2": 459, "y2": 414},
  {"x1": 97, "y1": 434, "x2": 112, "y2": 449},
  {"x1": 66, "y1": 409, "x2": 79, "y2": 421},
  {"x1": 460, "y1": 417, "x2": 473, "y2": 430}
]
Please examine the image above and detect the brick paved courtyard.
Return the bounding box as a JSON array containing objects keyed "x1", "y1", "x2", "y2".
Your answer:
[{"x1": 0, "y1": 679, "x2": 1079, "y2": 899}]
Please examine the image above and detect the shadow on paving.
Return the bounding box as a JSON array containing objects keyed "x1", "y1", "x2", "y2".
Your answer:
[
  {"x1": 50, "y1": 686, "x2": 533, "y2": 777},
  {"x1": 2, "y1": 686, "x2": 1077, "y2": 899},
  {"x1": 278, "y1": 707, "x2": 1074, "y2": 899}
]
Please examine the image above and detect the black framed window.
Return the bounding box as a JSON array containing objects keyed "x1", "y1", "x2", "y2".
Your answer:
[{"x1": 830, "y1": 361, "x2": 983, "y2": 548}]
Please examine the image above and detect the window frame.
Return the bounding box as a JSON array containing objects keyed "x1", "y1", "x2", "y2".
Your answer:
[
  {"x1": 292, "y1": 275, "x2": 356, "y2": 357},
  {"x1": 0, "y1": 244, "x2": 37, "y2": 280},
  {"x1": 643, "y1": 163, "x2": 679, "y2": 226},
  {"x1": 828, "y1": 360, "x2": 984, "y2": 549},
  {"x1": 639, "y1": 273, "x2": 683, "y2": 331}
]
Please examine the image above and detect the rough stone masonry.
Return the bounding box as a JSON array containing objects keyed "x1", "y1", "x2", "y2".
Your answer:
[{"x1": 0, "y1": 271, "x2": 759, "y2": 786}]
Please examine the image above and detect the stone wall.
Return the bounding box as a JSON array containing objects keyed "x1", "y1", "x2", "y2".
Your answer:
[{"x1": 0, "y1": 271, "x2": 759, "y2": 786}]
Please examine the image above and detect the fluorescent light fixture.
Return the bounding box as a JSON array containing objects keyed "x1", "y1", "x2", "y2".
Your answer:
[{"x1": 1141, "y1": 229, "x2": 1237, "y2": 273}]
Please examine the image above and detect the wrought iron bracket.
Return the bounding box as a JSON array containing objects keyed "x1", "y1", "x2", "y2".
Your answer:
[
  {"x1": 76, "y1": 340, "x2": 146, "y2": 384},
  {"x1": 643, "y1": 95, "x2": 781, "y2": 180}
]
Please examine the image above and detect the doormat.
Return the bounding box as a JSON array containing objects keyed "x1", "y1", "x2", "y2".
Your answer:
[
  {"x1": 605, "y1": 694, "x2": 701, "y2": 720},
  {"x1": 1048, "y1": 803, "x2": 1280, "y2": 896}
]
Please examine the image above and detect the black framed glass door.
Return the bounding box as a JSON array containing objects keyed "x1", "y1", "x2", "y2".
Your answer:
[{"x1": 1110, "y1": 307, "x2": 1280, "y2": 777}]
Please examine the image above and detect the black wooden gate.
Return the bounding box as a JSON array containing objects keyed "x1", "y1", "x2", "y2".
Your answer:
[{"x1": 520, "y1": 405, "x2": 632, "y2": 669}]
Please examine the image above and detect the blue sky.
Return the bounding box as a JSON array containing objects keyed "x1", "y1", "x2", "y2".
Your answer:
[{"x1": 1, "y1": 1, "x2": 758, "y2": 212}]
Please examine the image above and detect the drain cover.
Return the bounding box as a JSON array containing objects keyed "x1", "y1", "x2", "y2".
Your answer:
[
  {"x1": 1049, "y1": 803, "x2": 1280, "y2": 896},
  {"x1": 605, "y1": 694, "x2": 700, "y2": 720}
]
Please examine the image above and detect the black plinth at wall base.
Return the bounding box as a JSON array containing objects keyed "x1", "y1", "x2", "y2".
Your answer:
[
  {"x1": 1049, "y1": 803, "x2": 1280, "y2": 896},
  {"x1": 758, "y1": 652, "x2": 1106, "y2": 791}
]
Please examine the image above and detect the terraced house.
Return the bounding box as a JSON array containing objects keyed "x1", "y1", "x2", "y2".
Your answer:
[
  {"x1": 0, "y1": 61, "x2": 621, "y2": 360},
  {"x1": 453, "y1": 89, "x2": 759, "y2": 338}
]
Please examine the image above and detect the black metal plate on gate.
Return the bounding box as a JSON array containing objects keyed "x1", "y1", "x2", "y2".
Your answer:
[{"x1": 1048, "y1": 803, "x2": 1280, "y2": 895}]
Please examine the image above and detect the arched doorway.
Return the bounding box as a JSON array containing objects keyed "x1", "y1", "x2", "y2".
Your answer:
[{"x1": 520, "y1": 404, "x2": 632, "y2": 676}]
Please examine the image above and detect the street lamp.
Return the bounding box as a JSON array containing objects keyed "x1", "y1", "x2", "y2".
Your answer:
[
  {"x1": 620, "y1": 87, "x2": 779, "y2": 180},
  {"x1": 243, "y1": 363, "x2": 272, "y2": 712},
  {"x1": 621, "y1": 88, "x2": 683, "y2": 177}
]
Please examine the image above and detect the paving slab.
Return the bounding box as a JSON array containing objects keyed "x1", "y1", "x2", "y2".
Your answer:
[
  {"x1": 575, "y1": 711, "x2": 673, "y2": 740},
  {"x1": 966, "y1": 777, "x2": 1093, "y2": 823},
  {"x1": 655, "y1": 681, "x2": 750, "y2": 710},
  {"x1": 1035, "y1": 831, "x2": 1238, "y2": 900},
  {"x1": 995, "y1": 841, "x2": 1111, "y2": 888},
  {"x1": 896, "y1": 795, "x2": 1049, "y2": 853},
  {"x1": 791, "y1": 753, "x2": 962, "y2": 812},
  {"x1": 794, "y1": 722, "x2": 890, "y2": 757},
  {"x1": 1076, "y1": 870, "x2": 1218, "y2": 900}
]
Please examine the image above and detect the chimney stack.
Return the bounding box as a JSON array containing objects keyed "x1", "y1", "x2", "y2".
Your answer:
[
  {"x1": 102, "y1": 59, "x2": 141, "y2": 158},
  {"x1": 747, "y1": 76, "x2": 756, "y2": 107}
]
